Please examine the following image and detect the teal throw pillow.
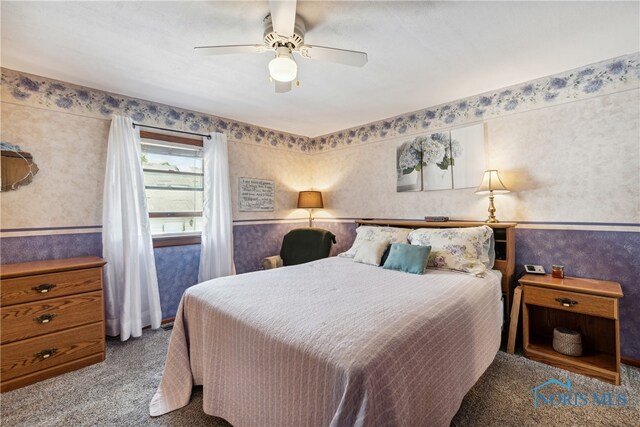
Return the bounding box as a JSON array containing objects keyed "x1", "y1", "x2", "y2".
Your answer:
[{"x1": 382, "y1": 243, "x2": 431, "y2": 275}]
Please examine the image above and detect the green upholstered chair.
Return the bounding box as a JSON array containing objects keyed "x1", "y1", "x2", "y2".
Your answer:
[{"x1": 261, "y1": 228, "x2": 337, "y2": 269}]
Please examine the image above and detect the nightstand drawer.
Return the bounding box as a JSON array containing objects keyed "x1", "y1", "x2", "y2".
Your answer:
[
  {"x1": 0, "y1": 291, "x2": 103, "y2": 344},
  {"x1": 524, "y1": 286, "x2": 617, "y2": 319},
  {"x1": 0, "y1": 268, "x2": 102, "y2": 306}
]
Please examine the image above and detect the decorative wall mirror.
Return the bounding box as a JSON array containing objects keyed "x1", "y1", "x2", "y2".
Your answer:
[{"x1": 1, "y1": 142, "x2": 39, "y2": 192}]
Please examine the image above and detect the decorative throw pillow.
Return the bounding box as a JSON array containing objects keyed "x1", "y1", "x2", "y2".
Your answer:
[
  {"x1": 408, "y1": 226, "x2": 494, "y2": 276},
  {"x1": 382, "y1": 243, "x2": 431, "y2": 275},
  {"x1": 339, "y1": 226, "x2": 411, "y2": 258},
  {"x1": 353, "y1": 240, "x2": 390, "y2": 266}
]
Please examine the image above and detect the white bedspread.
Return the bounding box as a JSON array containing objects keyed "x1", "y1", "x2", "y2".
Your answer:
[{"x1": 150, "y1": 257, "x2": 502, "y2": 427}]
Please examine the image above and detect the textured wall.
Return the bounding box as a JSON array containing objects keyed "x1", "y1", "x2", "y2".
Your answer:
[
  {"x1": 154, "y1": 245, "x2": 200, "y2": 319},
  {"x1": 308, "y1": 53, "x2": 640, "y2": 151},
  {"x1": 229, "y1": 144, "x2": 312, "y2": 222},
  {"x1": 311, "y1": 89, "x2": 640, "y2": 223},
  {"x1": 1, "y1": 103, "x2": 109, "y2": 229},
  {"x1": 0, "y1": 232, "x2": 102, "y2": 263},
  {"x1": 0, "y1": 106, "x2": 312, "y2": 230}
]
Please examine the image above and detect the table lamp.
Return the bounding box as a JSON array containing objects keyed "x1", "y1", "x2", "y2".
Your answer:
[
  {"x1": 475, "y1": 170, "x2": 509, "y2": 223},
  {"x1": 297, "y1": 191, "x2": 323, "y2": 227}
]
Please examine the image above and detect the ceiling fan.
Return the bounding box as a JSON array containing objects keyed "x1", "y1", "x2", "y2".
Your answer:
[{"x1": 194, "y1": 0, "x2": 368, "y2": 93}]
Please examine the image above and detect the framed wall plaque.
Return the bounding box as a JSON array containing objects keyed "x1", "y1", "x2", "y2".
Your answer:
[{"x1": 239, "y1": 177, "x2": 274, "y2": 212}]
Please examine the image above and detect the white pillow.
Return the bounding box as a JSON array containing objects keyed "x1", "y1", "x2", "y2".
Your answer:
[
  {"x1": 408, "y1": 226, "x2": 494, "y2": 276},
  {"x1": 353, "y1": 240, "x2": 390, "y2": 266},
  {"x1": 339, "y1": 226, "x2": 411, "y2": 258}
]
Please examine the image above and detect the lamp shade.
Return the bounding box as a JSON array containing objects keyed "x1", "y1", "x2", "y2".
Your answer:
[
  {"x1": 476, "y1": 170, "x2": 510, "y2": 194},
  {"x1": 297, "y1": 191, "x2": 324, "y2": 209}
]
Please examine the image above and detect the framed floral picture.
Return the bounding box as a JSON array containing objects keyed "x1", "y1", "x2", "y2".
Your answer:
[
  {"x1": 396, "y1": 139, "x2": 422, "y2": 192},
  {"x1": 420, "y1": 132, "x2": 454, "y2": 191},
  {"x1": 395, "y1": 123, "x2": 485, "y2": 192}
]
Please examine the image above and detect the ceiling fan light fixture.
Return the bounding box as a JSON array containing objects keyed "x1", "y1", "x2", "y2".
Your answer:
[{"x1": 269, "y1": 47, "x2": 297, "y2": 82}]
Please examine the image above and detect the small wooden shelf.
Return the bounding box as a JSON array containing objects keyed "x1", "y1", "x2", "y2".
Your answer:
[{"x1": 526, "y1": 341, "x2": 618, "y2": 383}]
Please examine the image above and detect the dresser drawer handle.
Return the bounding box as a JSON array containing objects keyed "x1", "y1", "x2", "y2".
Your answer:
[
  {"x1": 35, "y1": 348, "x2": 58, "y2": 360},
  {"x1": 555, "y1": 297, "x2": 578, "y2": 307},
  {"x1": 32, "y1": 283, "x2": 57, "y2": 294},
  {"x1": 34, "y1": 313, "x2": 57, "y2": 324}
]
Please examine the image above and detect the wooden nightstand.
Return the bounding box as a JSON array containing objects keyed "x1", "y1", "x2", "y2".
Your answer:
[{"x1": 519, "y1": 274, "x2": 623, "y2": 385}]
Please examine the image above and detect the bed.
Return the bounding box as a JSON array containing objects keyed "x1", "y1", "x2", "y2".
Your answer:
[{"x1": 150, "y1": 220, "x2": 512, "y2": 426}]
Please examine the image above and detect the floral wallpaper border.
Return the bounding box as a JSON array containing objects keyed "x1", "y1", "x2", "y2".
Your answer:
[
  {"x1": 309, "y1": 52, "x2": 640, "y2": 152},
  {"x1": 1, "y1": 68, "x2": 312, "y2": 152},
  {"x1": 2, "y1": 52, "x2": 639, "y2": 154}
]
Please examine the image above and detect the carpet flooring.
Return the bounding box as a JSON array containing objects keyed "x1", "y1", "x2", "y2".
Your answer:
[{"x1": 1, "y1": 328, "x2": 638, "y2": 426}]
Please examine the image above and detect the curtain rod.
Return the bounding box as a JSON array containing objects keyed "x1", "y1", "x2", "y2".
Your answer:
[{"x1": 132, "y1": 123, "x2": 212, "y2": 139}]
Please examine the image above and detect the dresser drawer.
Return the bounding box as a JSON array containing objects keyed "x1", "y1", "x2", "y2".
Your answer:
[
  {"x1": 0, "y1": 322, "x2": 104, "y2": 382},
  {"x1": 0, "y1": 291, "x2": 103, "y2": 344},
  {"x1": 524, "y1": 286, "x2": 617, "y2": 319},
  {"x1": 0, "y1": 268, "x2": 102, "y2": 306}
]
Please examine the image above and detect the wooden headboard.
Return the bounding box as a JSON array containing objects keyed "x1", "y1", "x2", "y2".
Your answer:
[{"x1": 355, "y1": 219, "x2": 517, "y2": 312}]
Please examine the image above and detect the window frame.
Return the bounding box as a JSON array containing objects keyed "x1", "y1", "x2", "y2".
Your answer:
[{"x1": 140, "y1": 130, "x2": 204, "y2": 248}]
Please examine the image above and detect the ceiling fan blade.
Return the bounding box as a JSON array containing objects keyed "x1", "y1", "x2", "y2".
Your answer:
[
  {"x1": 297, "y1": 45, "x2": 368, "y2": 67},
  {"x1": 193, "y1": 45, "x2": 268, "y2": 56},
  {"x1": 275, "y1": 80, "x2": 292, "y2": 93},
  {"x1": 269, "y1": 0, "x2": 297, "y2": 37}
]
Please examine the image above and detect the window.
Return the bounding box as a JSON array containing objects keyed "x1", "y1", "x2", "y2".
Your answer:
[{"x1": 140, "y1": 132, "x2": 204, "y2": 241}]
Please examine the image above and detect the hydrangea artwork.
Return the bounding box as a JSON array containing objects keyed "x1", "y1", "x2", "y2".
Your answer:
[
  {"x1": 421, "y1": 132, "x2": 455, "y2": 191},
  {"x1": 396, "y1": 123, "x2": 485, "y2": 192},
  {"x1": 397, "y1": 131, "x2": 454, "y2": 192},
  {"x1": 419, "y1": 133, "x2": 449, "y2": 167},
  {"x1": 396, "y1": 139, "x2": 423, "y2": 192}
]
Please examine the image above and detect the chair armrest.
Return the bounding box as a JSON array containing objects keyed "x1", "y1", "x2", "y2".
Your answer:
[{"x1": 261, "y1": 255, "x2": 283, "y2": 270}]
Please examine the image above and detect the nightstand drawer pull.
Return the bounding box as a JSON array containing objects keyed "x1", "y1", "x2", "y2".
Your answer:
[
  {"x1": 555, "y1": 297, "x2": 578, "y2": 307},
  {"x1": 34, "y1": 313, "x2": 57, "y2": 324},
  {"x1": 32, "y1": 283, "x2": 57, "y2": 293},
  {"x1": 35, "y1": 348, "x2": 58, "y2": 360}
]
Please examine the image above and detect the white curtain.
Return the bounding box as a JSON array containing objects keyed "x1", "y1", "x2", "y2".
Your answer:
[
  {"x1": 198, "y1": 132, "x2": 235, "y2": 282},
  {"x1": 102, "y1": 115, "x2": 162, "y2": 341}
]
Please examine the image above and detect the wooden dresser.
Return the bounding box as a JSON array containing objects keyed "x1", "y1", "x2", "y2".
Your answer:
[{"x1": 0, "y1": 256, "x2": 106, "y2": 392}]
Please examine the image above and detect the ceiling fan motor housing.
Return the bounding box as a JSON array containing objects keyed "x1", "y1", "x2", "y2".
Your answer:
[{"x1": 263, "y1": 14, "x2": 305, "y2": 49}]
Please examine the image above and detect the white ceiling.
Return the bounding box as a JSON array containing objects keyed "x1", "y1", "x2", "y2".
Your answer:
[{"x1": 2, "y1": 1, "x2": 639, "y2": 137}]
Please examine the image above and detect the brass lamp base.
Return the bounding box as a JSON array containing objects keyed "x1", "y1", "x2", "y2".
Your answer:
[{"x1": 485, "y1": 191, "x2": 500, "y2": 223}]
